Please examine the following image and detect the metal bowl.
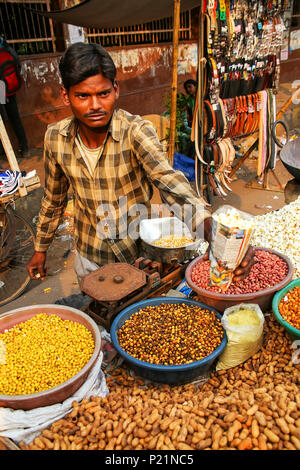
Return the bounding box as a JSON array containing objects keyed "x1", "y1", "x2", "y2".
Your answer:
[
  {"x1": 110, "y1": 297, "x2": 227, "y2": 384},
  {"x1": 0, "y1": 305, "x2": 101, "y2": 410},
  {"x1": 140, "y1": 217, "x2": 205, "y2": 264},
  {"x1": 280, "y1": 137, "x2": 300, "y2": 182}
]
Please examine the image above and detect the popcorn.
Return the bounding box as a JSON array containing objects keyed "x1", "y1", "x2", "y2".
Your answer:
[
  {"x1": 251, "y1": 197, "x2": 300, "y2": 278},
  {"x1": 213, "y1": 208, "x2": 254, "y2": 229}
]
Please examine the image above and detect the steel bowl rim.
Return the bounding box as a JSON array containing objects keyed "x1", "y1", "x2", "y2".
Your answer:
[
  {"x1": 185, "y1": 247, "x2": 294, "y2": 301},
  {"x1": 110, "y1": 297, "x2": 227, "y2": 372},
  {"x1": 272, "y1": 278, "x2": 300, "y2": 336},
  {"x1": 0, "y1": 304, "x2": 101, "y2": 402}
]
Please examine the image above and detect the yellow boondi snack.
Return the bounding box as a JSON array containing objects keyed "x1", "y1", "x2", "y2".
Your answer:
[{"x1": 0, "y1": 313, "x2": 94, "y2": 395}]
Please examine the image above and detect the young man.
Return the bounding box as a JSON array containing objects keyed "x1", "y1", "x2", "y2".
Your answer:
[
  {"x1": 27, "y1": 43, "x2": 252, "y2": 284},
  {"x1": 183, "y1": 78, "x2": 197, "y2": 128}
]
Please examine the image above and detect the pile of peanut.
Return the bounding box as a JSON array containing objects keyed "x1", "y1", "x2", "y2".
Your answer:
[{"x1": 19, "y1": 315, "x2": 300, "y2": 451}]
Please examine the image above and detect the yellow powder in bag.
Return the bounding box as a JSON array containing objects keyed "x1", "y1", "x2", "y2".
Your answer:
[
  {"x1": 227, "y1": 309, "x2": 261, "y2": 327},
  {"x1": 216, "y1": 304, "x2": 264, "y2": 371}
]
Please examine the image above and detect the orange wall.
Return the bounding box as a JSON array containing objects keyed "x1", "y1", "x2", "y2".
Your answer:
[{"x1": 6, "y1": 42, "x2": 198, "y2": 149}]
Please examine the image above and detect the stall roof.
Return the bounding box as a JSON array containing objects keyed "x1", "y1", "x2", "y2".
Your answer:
[{"x1": 30, "y1": 0, "x2": 202, "y2": 28}]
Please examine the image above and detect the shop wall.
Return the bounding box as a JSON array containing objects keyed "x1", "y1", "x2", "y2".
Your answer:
[{"x1": 7, "y1": 42, "x2": 198, "y2": 149}]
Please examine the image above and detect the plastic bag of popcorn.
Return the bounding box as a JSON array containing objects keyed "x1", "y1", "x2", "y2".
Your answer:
[{"x1": 209, "y1": 205, "x2": 255, "y2": 291}]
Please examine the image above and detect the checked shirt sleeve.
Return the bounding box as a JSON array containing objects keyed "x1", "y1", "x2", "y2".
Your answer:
[
  {"x1": 130, "y1": 120, "x2": 211, "y2": 238},
  {"x1": 34, "y1": 129, "x2": 70, "y2": 252}
]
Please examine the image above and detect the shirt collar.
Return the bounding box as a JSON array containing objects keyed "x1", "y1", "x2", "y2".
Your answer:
[{"x1": 58, "y1": 108, "x2": 121, "y2": 142}]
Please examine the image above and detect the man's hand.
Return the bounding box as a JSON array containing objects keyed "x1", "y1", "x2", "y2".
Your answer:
[
  {"x1": 196, "y1": 217, "x2": 255, "y2": 282},
  {"x1": 202, "y1": 245, "x2": 255, "y2": 282},
  {"x1": 27, "y1": 252, "x2": 47, "y2": 280},
  {"x1": 232, "y1": 245, "x2": 255, "y2": 282}
]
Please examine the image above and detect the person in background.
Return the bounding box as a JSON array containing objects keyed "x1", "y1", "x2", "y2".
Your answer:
[
  {"x1": 0, "y1": 36, "x2": 29, "y2": 158},
  {"x1": 183, "y1": 78, "x2": 197, "y2": 128}
]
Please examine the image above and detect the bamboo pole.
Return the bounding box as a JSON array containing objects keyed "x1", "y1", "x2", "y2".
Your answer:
[
  {"x1": 198, "y1": 4, "x2": 204, "y2": 195},
  {"x1": 168, "y1": 0, "x2": 181, "y2": 165}
]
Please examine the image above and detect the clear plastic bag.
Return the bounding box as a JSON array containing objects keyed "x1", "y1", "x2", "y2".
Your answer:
[
  {"x1": 216, "y1": 303, "x2": 264, "y2": 371},
  {"x1": 209, "y1": 205, "x2": 255, "y2": 291}
]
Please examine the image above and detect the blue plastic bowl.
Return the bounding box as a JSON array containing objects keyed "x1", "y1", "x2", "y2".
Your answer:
[
  {"x1": 272, "y1": 278, "x2": 300, "y2": 341},
  {"x1": 110, "y1": 297, "x2": 227, "y2": 384}
]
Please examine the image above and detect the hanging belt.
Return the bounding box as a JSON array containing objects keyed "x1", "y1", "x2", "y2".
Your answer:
[
  {"x1": 239, "y1": 95, "x2": 248, "y2": 136},
  {"x1": 204, "y1": 99, "x2": 217, "y2": 141},
  {"x1": 232, "y1": 96, "x2": 241, "y2": 137},
  {"x1": 244, "y1": 94, "x2": 254, "y2": 135},
  {"x1": 222, "y1": 97, "x2": 236, "y2": 138},
  {"x1": 257, "y1": 90, "x2": 268, "y2": 177}
]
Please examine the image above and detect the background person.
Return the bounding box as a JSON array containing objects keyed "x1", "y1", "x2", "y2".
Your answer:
[
  {"x1": 183, "y1": 78, "x2": 197, "y2": 128},
  {"x1": 0, "y1": 36, "x2": 29, "y2": 158}
]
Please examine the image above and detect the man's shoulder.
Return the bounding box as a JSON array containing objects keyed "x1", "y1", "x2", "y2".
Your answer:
[
  {"x1": 116, "y1": 108, "x2": 144, "y2": 125},
  {"x1": 116, "y1": 108, "x2": 156, "y2": 134},
  {"x1": 45, "y1": 115, "x2": 75, "y2": 141}
]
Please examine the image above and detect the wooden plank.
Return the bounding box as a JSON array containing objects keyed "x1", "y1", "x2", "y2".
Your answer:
[{"x1": 24, "y1": 175, "x2": 41, "y2": 189}]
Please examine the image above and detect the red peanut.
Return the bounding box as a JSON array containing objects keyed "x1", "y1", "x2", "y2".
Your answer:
[{"x1": 191, "y1": 250, "x2": 288, "y2": 295}]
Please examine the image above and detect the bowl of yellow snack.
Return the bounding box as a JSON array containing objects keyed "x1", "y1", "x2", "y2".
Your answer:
[
  {"x1": 0, "y1": 305, "x2": 101, "y2": 410},
  {"x1": 140, "y1": 217, "x2": 205, "y2": 264}
]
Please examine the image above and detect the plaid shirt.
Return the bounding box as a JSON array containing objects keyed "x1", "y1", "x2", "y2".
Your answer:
[{"x1": 35, "y1": 108, "x2": 210, "y2": 265}]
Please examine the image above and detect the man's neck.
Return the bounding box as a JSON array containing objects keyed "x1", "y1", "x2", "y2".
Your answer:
[{"x1": 77, "y1": 122, "x2": 109, "y2": 149}]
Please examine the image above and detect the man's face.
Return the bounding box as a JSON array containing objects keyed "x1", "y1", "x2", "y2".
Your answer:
[
  {"x1": 61, "y1": 73, "x2": 119, "y2": 129},
  {"x1": 186, "y1": 83, "x2": 196, "y2": 97}
]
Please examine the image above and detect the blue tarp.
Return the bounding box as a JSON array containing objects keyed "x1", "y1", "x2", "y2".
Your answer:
[{"x1": 173, "y1": 152, "x2": 195, "y2": 182}]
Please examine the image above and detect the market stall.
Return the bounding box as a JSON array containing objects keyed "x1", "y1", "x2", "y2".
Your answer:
[
  {"x1": 0, "y1": 196, "x2": 299, "y2": 451},
  {"x1": 0, "y1": 0, "x2": 299, "y2": 454},
  {"x1": 192, "y1": 0, "x2": 297, "y2": 203}
]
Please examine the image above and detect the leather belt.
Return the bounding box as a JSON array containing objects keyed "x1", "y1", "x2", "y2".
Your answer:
[{"x1": 204, "y1": 99, "x2": 216, "y2": 141}]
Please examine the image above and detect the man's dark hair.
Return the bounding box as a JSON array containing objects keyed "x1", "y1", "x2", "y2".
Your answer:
[
  {"x1": 183, "y1": 78, "x2": 197, "y2": 92},
  {"x1": 59, "y1": 42, "x2": 117, "y2": 90}
]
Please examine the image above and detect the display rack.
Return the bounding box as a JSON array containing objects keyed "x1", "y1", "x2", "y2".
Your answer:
[{"x1": 192, "y1": 0, "x2": 294, "y2": 201}]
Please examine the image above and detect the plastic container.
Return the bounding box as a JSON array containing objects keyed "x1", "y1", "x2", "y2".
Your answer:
[
  {"x1": 272, "y1": 278, "x2": 300, "y2": 341},
  {"x1": 0, "y1": 305, "x2": 101, "y2": 410},
  {"x1": 110, "y1": 297, "x2": 227, "y2": 384},
  {"x1": 185, "y1": 247, "x2": 294, "y2": 313}
]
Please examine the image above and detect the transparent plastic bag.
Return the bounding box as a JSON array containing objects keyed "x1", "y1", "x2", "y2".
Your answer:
[
  {"x1": 216, "y1": 303, "x2": 264, "y2": 371},
  {"x1": 209, "y1": 205, "x2": 255, "y2": 291}
]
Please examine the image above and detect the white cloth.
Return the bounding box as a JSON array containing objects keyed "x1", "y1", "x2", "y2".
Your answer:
[{"x1": 0, "y1": 351, "x2": 108, "y2": 444}]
